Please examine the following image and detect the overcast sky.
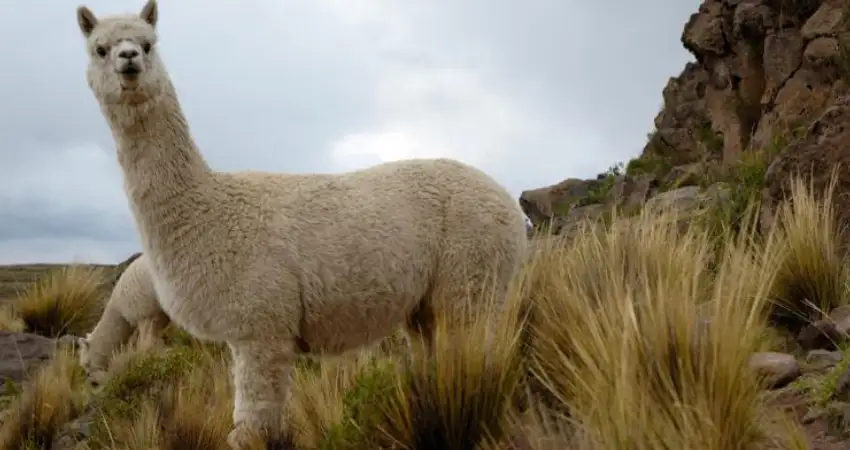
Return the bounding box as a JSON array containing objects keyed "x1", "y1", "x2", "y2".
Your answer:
[{"x1": 0, "y1": 0, "x2": 699, "y2": 264}]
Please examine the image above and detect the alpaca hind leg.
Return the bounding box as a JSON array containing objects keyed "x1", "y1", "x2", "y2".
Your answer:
[{"x1": 226, "y1": 339, "x2": 296, "y2": 450}]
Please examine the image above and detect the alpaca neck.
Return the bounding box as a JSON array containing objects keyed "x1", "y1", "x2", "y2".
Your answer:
[
  {"x1": 88, "y1": 305, "x2": 133, "y2": 368},
  {"x1": 101, "y1": 78, "x2": 212, "y2": 214}
]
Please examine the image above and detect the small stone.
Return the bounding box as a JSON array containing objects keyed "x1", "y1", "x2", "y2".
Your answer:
[
  {"x1": 798, "y1": 320, "x2": 843, "y2": 351},
  {"x1": 749, "y1": 352, "x2": 801, "y2": 389},
  {"x1": 806, "y1": 349, "x2": 843, "y2": 369},
  {"x1": 829, "y1": 305, "x2": 850, "y2": 335},
  {"x1": 803, "y1": 407, "x2": 826, "y2": 424},
  {"x1": 72, "y1": 420, "x2": 93, "y2": 438},
  {"x1": 52, "y1": 435, "x2": 76, "y2": 450}
]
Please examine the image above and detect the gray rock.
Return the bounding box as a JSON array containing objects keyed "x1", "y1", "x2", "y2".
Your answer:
[
  {"x1": 0, "y1": 331, "x2": 65, "y2": 391},
  {"x1": 797, "y1": 305, "x2": 850, "y2": 351},
  {"x1": 806, "y1": 349, "x2": 843, "y2": 369},
  {"x1": 644, "y1": 186, "x2": 702, "y2": 215},
  {"x1": 749, "y1": 351, "x2": 801, "y2": 388}
]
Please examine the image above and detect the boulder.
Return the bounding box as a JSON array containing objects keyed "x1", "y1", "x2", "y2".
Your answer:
[
  {"x1": 608, "y1": 174, "x2": 657, "y2": 212},
  {"x1": 519, "y1": 178, "x2": 599, "y2": 226},
  {"x1": 551, "y1": 204, "x2": 607, "y2": 237},
  {"x1": 0, "y1": 331, "x2": 69, "y2": 392}
]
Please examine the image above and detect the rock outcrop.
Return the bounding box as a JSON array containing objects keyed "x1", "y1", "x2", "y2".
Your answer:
[
  {"x1": 760, "y1": 94, "x2": 850, "y2": 237},
  {"x1": 520, "y1": 0, "x2": 850, "y2": 240},
  {"x1": 678, "y1": 0, "x2": 844, "y2": 165}
]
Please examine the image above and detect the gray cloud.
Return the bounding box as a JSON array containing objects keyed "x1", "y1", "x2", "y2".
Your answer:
[
  {"x1": 0, "y1": 0, "x2": 700, "y2": 263},
  {"x1": 0, "y1": 201, "x2": 131, "y2": 242}
]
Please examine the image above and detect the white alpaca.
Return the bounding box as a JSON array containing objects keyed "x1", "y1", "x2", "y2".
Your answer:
[
  {"x1": 75, "y1": 1, "x2": 528, "y2": 447},
  {"x1": 77, "y1": 253, "x2": 170, "y2": 384}
]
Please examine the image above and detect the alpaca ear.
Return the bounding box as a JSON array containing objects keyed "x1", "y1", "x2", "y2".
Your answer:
[
  {"x1": 140, "y1": 0, "x2": 158, "y2": 28},
  {"x1": 76, "y1": 5, "x2": 98, "y2": 37}
]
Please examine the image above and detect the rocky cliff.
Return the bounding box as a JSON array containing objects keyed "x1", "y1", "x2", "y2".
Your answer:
[{"x1": 521, "y1": 0, "x2": 850, "y2": 237}]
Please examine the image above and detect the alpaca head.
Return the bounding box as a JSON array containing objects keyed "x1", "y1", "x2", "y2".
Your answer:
[
  {"x1": 76, "y1": 0, "x2": 168, "y2": 106},
  {"x1": 76, "y1": 333, "x2": 109, "y2": 386}
]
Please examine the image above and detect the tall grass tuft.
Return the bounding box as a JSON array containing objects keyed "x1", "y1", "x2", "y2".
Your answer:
[
  {"x1": 767, "y1": 173, "x2": 849, "y2": 331},
  {"x1": 376, "y1": 288, "x2": 527, "y2": 450},
  {"x1": 525, "y1": 206, "x2": 800, "y2": 449},
  {"x1": 0, "y1": 347, "x2": 86, "y2": 450},
  {"x1": 13, "y1": 266, "x2": 107, "y2": 337}
]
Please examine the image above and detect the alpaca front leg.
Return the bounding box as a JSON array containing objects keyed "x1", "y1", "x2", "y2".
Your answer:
[{"x1": 227, "y1": 340, "x2": 296, "y2": 449}]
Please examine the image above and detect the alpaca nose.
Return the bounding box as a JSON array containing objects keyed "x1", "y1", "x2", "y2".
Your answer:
[{"x1": 118, "y1": 48, "x2": 139, "y2": 59}]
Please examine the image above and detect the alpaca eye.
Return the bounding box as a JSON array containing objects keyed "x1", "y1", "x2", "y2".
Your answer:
[
  {"x1": 95, "y1": 46, "x2": 107, "y2": 58},
  {"x1": 142, "y1": 42, "x2": 152, "y2": 54}
]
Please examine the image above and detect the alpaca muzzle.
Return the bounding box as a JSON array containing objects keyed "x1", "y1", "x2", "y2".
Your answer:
[{"x1": 117, "y1": 63, "x2": 141, "y2": 76}]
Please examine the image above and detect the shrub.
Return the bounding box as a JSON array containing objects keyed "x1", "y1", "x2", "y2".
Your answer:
[
  {"x1": 87, "y1": 329, "x2": 208, "y2": 445},
  {"x1": 96, "y1": 350, "x2": 233, "y2": 450},
  {"x1": 767, "y1": 174, "x2": 849, "y2": 331},
  {"x1": 316, "y1": 355, "x2": 398, "y2": 450},
  {"x1": 13, "y1": 266, "x2": 107, "y2": 337},
  {"x1": 698, "y1": 149, "x2": 772, "y2": 240}
]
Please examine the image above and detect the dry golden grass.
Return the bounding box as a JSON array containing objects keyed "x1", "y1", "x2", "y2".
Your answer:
[
  {"x1": 287, "y1": 350, "x2": 387, "y2": 448},
  {"x1": 377, "y1": 291, "x2": 527, "y2": 450},
  {"x1": 282, "y1": 288, "x2": 527, "y2": 450},
  {"x1": 1, "y1": 175, "x2": 847, "y2": 449},
  {"x1": 93, "y1": 349, "x2": 233, "y2": 450},
  {"x1": 0, "y1": 306, "x2": 25, "y2": 333},
  {"x1": 524, "y1": 205, "x2": 802, "y2": 450},
  {"x1": 12, "y1": 265, "x2": 108, "y2": 337},
  {"x1": 766, "y1": 174, "x2": 850, "y2": 330},
  {"x1": 0, "y1": 346, "x2": 86, "y2": 450}
]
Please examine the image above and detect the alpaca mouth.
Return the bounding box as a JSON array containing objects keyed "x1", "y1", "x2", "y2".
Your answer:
[
  {"x1": 118, "y1": 67, "x2": 141, "y2": 90},
  {"x1": 119, "y1": 66, "x2": 140, "y2": 76}
]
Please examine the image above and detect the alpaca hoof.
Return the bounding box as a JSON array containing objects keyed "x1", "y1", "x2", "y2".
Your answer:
[{"x1": 226, "y1": 422, "x2": 265, "y2": 450}]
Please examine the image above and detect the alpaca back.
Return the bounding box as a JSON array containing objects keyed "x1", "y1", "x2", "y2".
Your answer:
[{"x1": 283, "y1": 158, "x2": 527, "y2": 352}]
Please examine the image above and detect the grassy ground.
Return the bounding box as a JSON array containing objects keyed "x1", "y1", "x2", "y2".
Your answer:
[{"x1": 0, "y1": 176, "x2": 848, "y2": 449}]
